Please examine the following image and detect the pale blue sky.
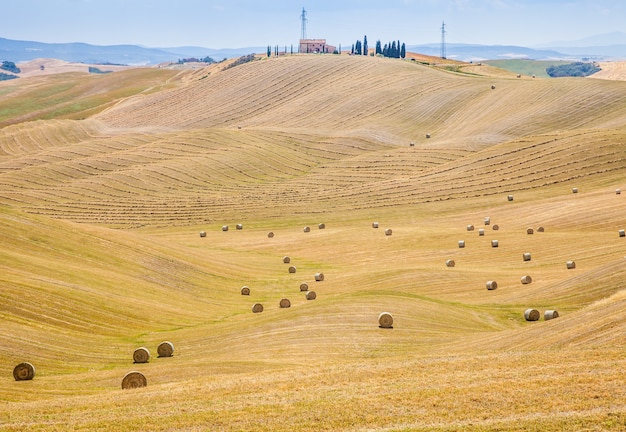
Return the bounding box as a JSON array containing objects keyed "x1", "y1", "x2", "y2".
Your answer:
[{"x1": 3, "y1": 0, "x2": 625, "y2": 48}]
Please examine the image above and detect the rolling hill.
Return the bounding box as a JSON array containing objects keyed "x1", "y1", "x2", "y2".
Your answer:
[{"x1": 0, "y1": 54, "x2": 624, "y2": 431}]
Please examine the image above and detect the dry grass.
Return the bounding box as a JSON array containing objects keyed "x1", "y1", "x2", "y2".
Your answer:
[
  {"x1": 591, "y1": 61, "x2": 626, "y2": 81},
  {"x1": 0, "y1": 54, "x2": 625, "y2": 431},
  {"x1": 0, "y1": 67, "x2": 182, "y2": 128}
]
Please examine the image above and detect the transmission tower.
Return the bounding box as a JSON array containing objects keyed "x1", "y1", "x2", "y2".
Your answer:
[
  {"x1": 440, "y1": 21, "x2": 447, "y2": 59},
  {"x1": 300, "y1": 7, "x2": 308, "y2": 40}
]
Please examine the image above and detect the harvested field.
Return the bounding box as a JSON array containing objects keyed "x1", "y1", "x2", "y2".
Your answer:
[
  {"x1": 590, "y1": 61, "x2": 626, "y2": 81},
  {"x1": 1, "y1": 53, "x2": 625, "y2": 431}
]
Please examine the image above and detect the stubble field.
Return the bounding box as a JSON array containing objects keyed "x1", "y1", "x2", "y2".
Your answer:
[{"x1": 0, "y1": 54, "x2": 624, "y2": 431}]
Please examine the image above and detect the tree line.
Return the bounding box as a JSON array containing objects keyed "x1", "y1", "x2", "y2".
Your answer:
[
  {"x1": 546, "y1": 62, "x2": 601, "y2": 78},
  {"x1": 0, "y1": 61, "x2": 20, "y2": 81},
  {"x1": 1, "y1": 61, "x2": 20, "y2": 73},
  {"x1": 352, "y1": 36, "x2": 406, "y2": 59}
]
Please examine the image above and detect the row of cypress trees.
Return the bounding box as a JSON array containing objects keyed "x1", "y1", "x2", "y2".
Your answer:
[{"x1": 352, "y1": 36, "x2": 406, "y2": 59}]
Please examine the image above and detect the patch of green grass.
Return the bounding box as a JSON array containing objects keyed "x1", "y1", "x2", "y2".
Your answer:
[
  {"x1": 484, "y1": 59, "x2": 571, "y2": 78},
  {"x1": 0, "y1": 68, "x2": 180, "y2": 126}
]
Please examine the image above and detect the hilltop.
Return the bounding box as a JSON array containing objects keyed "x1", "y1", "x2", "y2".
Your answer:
[{"x1": 0, "y1": 54, "x2": 624, "y2": 431}]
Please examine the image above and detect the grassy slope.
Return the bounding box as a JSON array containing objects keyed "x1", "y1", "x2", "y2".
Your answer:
[
  {"x1": 0, "y1": 55, "x2": 625, "y2": 431},
  {"x1": 0, "y1": 67, "x2": 182, "y2": 127},
  {"x1": 483, "y1": 59, "x2": 572, "y2": 78}
]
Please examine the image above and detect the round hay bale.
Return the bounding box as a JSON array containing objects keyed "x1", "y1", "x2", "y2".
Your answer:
[
  {"x1": 491, "y1": 239, "x2": 499, "y2": 248},
  {"x1": 378, "y1": 312, "x2": 394, "y2": 328},
  {"x1": 300, "y1": 282, "x2": 309, "y2": 291},
  {"x1": 314, "y1": 272, "x2": 325, "y2": 282},
  {"x1": 523, "y1": 252, "x2": 532, "y2": 262},
  {"x1": 467, "y1": 224, "x2": 475, "y2": 231},
  {"x1": 544, "y1": 310, "x2": 559, "y2": 320},
  {"x1": 385, "y1": 228, "x2": 392, "y2": 236},
  {"x1": 572, "y1": 187, "x2": 578, "y2": 194},
  {"x1": 532, "y1": 74, "x2": 536, "y2": 78},
  {"x1": 279, "y1": 298, "x2": 291, "y2": 308},
  {"x1": 199, "y1": 231, "x2": 206, "y2": 238},
  {"x1": 478, "y1": 228, "x2": 485, "y2": 236},
  {"x1": 306, "y1": 291, "x2": 316, "y2": 300},
  {"x1": 267, "y1": 231, "x2": 274, "y2": 238},
  {"x1": 492, "y1": 224, "x2": 499, "y2": 231},
  {"x1": 288, "y1": 265, "x2": 297, "y2": 274},
  {"x1": 303, "y1": 226, "x2": 311, "y2": 233},
  {"x1": 445, "y1": 259, "x2": 455, "y2": 268},
  {"x1": 484, "y1": 217, "x2": 491, "y2": 225},
  {"x1": 507, "y1": 195, "x2": 514, "y2": 201},
  {"x1": 241, "y1": 286, "x2": 250, "y2": 295},
  {"x1": 491, "y1": 84, "x2": 496, "y2": 90},
  {"x1": 283, "y1": 256, "x2": 291, "y2": 264},
  {"x1": 486, "y1": 280, "x2": 498, "y2": 290},
  {"x1": 616, "y1": 188, "x2": 621, "y2": 195},
  {"x1": 252, "y1": 303, "x2": 264, "y2": 313},
  {"x1": 121, "y1": 371, "x2": 147, "y2": 389},
  {"x1": 619, "y1": 229, "x2": 625, "y2": 238},
  {"x1": 318, "y1": 223, "x2": 326, "y2": 229},
  {"x1": 536, "y1": 226, "x2": 545, "y2": 232},
  {"x1": 458, "y1": 240, "x2": 465, "y2": 248},
  {"x1": 524, "y1": 308, "x2": 540, "y2": 321},
  {"x1": 133, "y1": 347, "x2": 150, "y2": 364},
  {"x1": 157, "y1": 341, "x2": 174, "y2": 358},
  {"x1": 426, "y1": 133, "x2": 431, "y2": 139},
  {"x1": 566, "y1": 260, "x2": 576, "y2": 269},
  {"x1": 527, "y1": 228, "x2": 534, "y2": 235},
  {"x1": 372, "y1": 222, "x2": 379, "y2": 228},
  {"x1": 520, "y1": 275, "x2": 532, "y2": 284},
  {"x1": 222, "y1": 225, "x2": 229, "y2": 232},
  {"x1": 236, "y1": 223, "x2": 243, "y2": 230},
  {"x1": 409, "y1": 142, "x2": 415, "y2": 147},
  {"x1": 516, "y1": 74, "x2": 521, "y2": 78},
  {"x1": 13, "y1": 362, "x2": 35, "y2": 381}
]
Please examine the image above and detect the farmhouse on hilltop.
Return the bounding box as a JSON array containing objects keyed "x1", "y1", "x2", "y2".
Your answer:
[
  {"x1": 298, "y1": 8, "x2": 335, "y2": 54},
  {"x1": 299, "y1": 39, "x2": 335, "y2": 54}
]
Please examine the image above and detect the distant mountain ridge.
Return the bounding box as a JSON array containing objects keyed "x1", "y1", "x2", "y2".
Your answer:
[
  {"x1": 535, "y1": 31, "x2": 626, "y2": 48},
  {"x1": 0, "y1": 37, "x2": 261, "y2": 65},
  {"x1": 1, "y1": 36, "x2": 625, "y2": 65},
  {"x1": 408, "y1": 43, "x2": 569, "y2": 62}
]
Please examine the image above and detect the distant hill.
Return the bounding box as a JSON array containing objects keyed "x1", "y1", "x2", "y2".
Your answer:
[
  {"x1": 536, "y1": 31, "x2": 626, "y2": 48},
  {"x1": 0, "y1": 37, "x2": 262, "y2": 65}
]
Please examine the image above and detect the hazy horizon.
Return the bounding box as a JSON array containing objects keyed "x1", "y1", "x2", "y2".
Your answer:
[{"x1": 4, "y1": 1, "x2": 626, "y2": 49}]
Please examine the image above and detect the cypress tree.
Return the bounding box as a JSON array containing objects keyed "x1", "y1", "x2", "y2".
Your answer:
[{"x1": 363, "y1": 35, "x2": 368, "y2": 55}]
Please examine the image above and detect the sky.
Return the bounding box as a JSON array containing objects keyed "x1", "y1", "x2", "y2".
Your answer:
[{"x1": 3, "y1": 0, "x2": 625, "y2": 49}]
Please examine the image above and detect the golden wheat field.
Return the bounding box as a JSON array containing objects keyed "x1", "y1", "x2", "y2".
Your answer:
[{"x1": 1, "y1": 54, "x2": 625, "y2": 431}]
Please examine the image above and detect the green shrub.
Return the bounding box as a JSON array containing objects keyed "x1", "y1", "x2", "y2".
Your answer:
[{"x1": 223, "y1": 54, "x2": 256, "y2": 71}]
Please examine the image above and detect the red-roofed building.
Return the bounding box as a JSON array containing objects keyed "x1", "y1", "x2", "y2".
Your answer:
[{"x1": 299, "y1": 39, "x2": 335, "y2": 54}]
